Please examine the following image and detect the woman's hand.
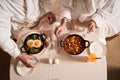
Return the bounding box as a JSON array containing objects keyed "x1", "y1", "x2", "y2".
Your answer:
[
  {"x1": 16, "y1": 53, "x2": 36, "y2": 68},
  {"x1": 87, "y1": 20, "x2": 96, "y2": 33}
]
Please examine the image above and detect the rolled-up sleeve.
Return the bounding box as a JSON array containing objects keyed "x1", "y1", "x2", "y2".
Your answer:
[
  {"x1": 0, "y1": 9, "x2": 20, "y2": 59},
  {"x1": 60, "y1": 10, "x2": 71, "y2": 21},
  {"x1": 91, "y1": 0, "x2": 115, "y2": 28},
  {"x1": 60, "y1": 0, "x2": 72, "y2": 21}
]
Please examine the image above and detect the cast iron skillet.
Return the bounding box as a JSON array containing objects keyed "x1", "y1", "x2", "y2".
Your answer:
[
  {"x1": 20, "y1": 33, "x2": 47, "y2": 54},
  {"x1": 60, "y1": 34, "x2": 90, "y2": 55}
]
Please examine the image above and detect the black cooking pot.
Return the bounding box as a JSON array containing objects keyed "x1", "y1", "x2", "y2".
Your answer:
[
  {"x1": 20, "y1": 33, "x2": 47, "y2": 54},
  {"x1": 60, "y1": 34, "x2": 90, "y2": 55}
]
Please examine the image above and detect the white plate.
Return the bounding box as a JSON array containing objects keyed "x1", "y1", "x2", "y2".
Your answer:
[
  {"x1": 16, "y1": 61, "x2": 34, "y2": 76},
  {"x1": 89, "y1": 41, "x2": 107, "y2": 57}
]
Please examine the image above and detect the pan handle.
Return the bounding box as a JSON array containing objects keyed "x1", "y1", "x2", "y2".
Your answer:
[
  {"x1": 84, "y1": 40, "x2": 90, "y2": 48},
  {"x1": 41, "y1": 33, "x2": 47, "y2": 41},
  {"x1": 59, "y1": 40, "x2": 64, "y2": 47},
  {"x1": 20, "y1": 46, "x2": 26, "y2": 53}
]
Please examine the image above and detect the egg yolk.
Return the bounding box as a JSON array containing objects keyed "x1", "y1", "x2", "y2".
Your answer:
[
  {"x1": 34, "y1": 40, "x2": 41, "y2": 47},
  {"x1": 27, "y1": 39, "x2": 34, "y2": 47},
  {"x1": 88, "y1": 53, "x2": 97, "y2": 62}
]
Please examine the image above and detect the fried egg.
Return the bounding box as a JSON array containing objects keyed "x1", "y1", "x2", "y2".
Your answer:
[
  {"x1": 33, "y1": 40, "x2": 41, "y2": 47},
  {"x1": 27, "y1": 39, "x2": 34, "y2": 47}
]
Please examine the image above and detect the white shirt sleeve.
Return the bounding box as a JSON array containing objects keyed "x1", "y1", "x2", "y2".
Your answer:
[
  {"x1": 60, "y1": 0, "x2": 72, "y2": 21},
  {"x1": 0, "y1": 8, "x2": 21, "y2": 59},
  {"x1": 91, "y1": 0, "x2": 115, "y2": 28},
  {"x1": 60, "y1": 10, "x2": 71, "y2": 21}
]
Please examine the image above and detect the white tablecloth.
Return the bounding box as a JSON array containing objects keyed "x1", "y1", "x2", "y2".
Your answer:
[{"x1": 10, "y1": 29, "x2": 107, "y2": 80}]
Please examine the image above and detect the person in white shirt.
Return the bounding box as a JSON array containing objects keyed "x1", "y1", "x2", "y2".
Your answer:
[
  {"x1": 0, "y1": 0, "x2": 56, "y2": 67},
  {"x1": 55, "y1": 0, "x2": 120, "y2": 44}
]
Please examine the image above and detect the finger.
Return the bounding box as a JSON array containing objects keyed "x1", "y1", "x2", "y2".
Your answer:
[
  {"x1": 28, "y1": 55, "x2": 34, "y2": 59},
  {"x1": 28, "y1": 63, "x2": 36, "y2": 68},
  {"x1": 48, "y1": 17, "x2": 52, "y2": 24},
  {"x1": 87, "y1": 25, "x2": 93, "y2": 33},
  {"x1": 48, "y1": 15, "x2": 56, "y2": 24},
  {"x1": 27, "y1": 58, "x2": 37, "y2": 68},
  {"x1": 52, "y1": 14, "x2": 56, "y2": 22},
  {"x1": 26, "y1": 62, "x2": 36, "y2": 68},
  {"x1": 54, "y1": 28, "x2": 58, "y2": 35},
  {"x1": 55, "y1": 29, "x2": 61, "y2": 36},
  {"x1": 21, "y1": 61, "x2": 33, "y2": 68},
  {"x1": 44, "y1": 41, "x2": 49, "y2": 47}
]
